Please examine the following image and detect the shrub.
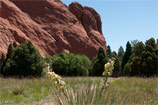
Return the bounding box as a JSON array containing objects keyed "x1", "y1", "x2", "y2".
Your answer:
[
  {"x1": 52, "y1": 53, "x2": 90, "y2": 76},
  {"x1": 2, "y1": 41, "x2": 45, "y2": 77}
]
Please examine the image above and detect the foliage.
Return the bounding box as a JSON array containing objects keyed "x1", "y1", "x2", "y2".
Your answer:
[
  {"x1": 52, "y1": 53, "x2": 90, "y2": 76},
  {"x1": 48, "y1": 58, "x2": 116, "y2": 105},
  {"x1": 0, "y1": 53, "x2": 6, "y2": 65},
  {"x1": 52, "y1": 83, "x2": 118, "y2": 105},
  {"x1": 2, "y1": 41, "x2": 45, "y2": 77},
  {"x1": 0, "y1": 44, "x2": 14, "y2": 75},
  {"x1": 121, "y1": 41, "x2": 132, "y2": 75},
  {"x1": 129, "y1": 38, "x2": 158, "y2": 76},
  {"x1": 130, "y1": 42, "x2": 145, "y2": 76},
  {"x1": 107, "y1": 45, "x2": 112, "y2": 58},
  {"x1": 89, "y1": 56, "x2": 97, "y2": 76},
  {"x1": 0, "y1": 53, "x2": 5, "y2": 74},
  {"x1": 6, "y1": 44, "x2": 14, "y2": 59},
  {"x1": 130, "y1": 40, "x2": 139, "y2": 52},
  {"x1": 90, "y1": 47, "x2": 108, "y2": 76},
  {"x1": 123, "y1": 62, "x2": 131, "y2": 76},
  {"x1": 118, "y1": 46, "x2": 124, "y2": 60},
  {"x1": 142, "y1": 38, "x2": 158, "y2": 76},
  {"x1": 111, "y1": 52, "x2": 121, "y2": 77}
]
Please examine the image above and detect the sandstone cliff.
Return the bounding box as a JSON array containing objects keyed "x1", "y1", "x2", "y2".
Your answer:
[{"x1": 0, "y1": 0, "x2": 106, "y2": 59}]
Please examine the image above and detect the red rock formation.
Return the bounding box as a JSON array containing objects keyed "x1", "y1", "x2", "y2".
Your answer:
[{"x1": 0, "y1": 0, "x2": 106, "y2": 59}]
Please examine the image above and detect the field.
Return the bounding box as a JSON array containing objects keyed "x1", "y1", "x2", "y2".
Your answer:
[{"x1": 0, "y1": 77, "x2": 158, "y2": 105}]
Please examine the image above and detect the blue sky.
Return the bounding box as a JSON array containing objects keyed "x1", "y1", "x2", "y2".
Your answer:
[{"x1": 61, "y1": 0, "x2": 158, "y2": 52}]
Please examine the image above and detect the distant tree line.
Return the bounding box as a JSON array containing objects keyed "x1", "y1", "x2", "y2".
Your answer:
[
  {"x1": 126, "y1": 38, "x2": 158, "y2": 76},
  {"x1": 105, "y1": 38, "x2": 158, "y2": 77},
  {"x1": 0, "y1": 37, "x2": 157, "y2": 77}
]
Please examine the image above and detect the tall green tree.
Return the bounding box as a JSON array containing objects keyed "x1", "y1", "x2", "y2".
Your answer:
[
  {"x1": 6, "y1": 44, "x2": 14, "y2": 59},
  {"x1": 131, "y1": 40, "x2": 139, "y2": 53},
  {"x1": 0, "y1": 44, "x2": 14, "y2": 75},
  {"x1": 111, "y1": 51, "x2": 120, "y2": 77},
  {"x1": 130, "y1": 42, "x2": 145, "y2": 76},
  {"x1": 118, "y1": 46, "x2": 124, "y2": 60},
  {"x1": 121, "y1": 41, "x2": 132, "y2": 74},
  {"x1": 0, "y1": 53, "x2": 5, "y2": 74},
  {"x1": 91, "y1": 47, "x2": 108, "y2": 76},
  {"x1": 2, "y1": 41, "x2": 45, "y2": 77},
  {"x1": 141, "y1": 38, "x2": 158, "y2": 76},
  {"x1": 129, "y1": 38, "x2": 158, "y2": 76},
  {"x1": 107, "y1": 45, "x2": 112, "y2": 58}
]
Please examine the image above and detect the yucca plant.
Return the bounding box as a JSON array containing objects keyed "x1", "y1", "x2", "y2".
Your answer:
[{"x1": 46, "y1": 59, "x2": 127, "y2": 105}]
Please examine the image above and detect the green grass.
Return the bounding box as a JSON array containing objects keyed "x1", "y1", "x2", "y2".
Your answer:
[{"x1": 0, "y1": 77, "x2": 158, "y2": 105}]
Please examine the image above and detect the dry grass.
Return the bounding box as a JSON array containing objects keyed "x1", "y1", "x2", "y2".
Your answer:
[{"x1": 0, "y1": 77, "x2": 158, "y2": 105}]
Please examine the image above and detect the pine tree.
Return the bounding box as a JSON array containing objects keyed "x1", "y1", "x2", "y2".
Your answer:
[
  {"x1": 107, "y1": 45, "x2": 112, "y2": 58},
  {"x1": 141, "y1": 38, "x2": 158, "y2": 76},
  {"x1": 118, "y1": 46, "x2": 124, "y2": 60},
  {"x1": 131, "y1": 40, "x2": 139, "y2": 52},
  {"x1": 0, "y1": 53, "x2": 5, "y2": 74},
  {"x1": 0, "y1": 53, "x2": 5, "y2": 65},
  {"x1": 121, "y1": 41, "x2": 132, "y2": 74},
  {"x1": 111, "y1": 51, "x2": 120, "y2": 77},
  {"x1": 6, "y1": 44, "x2": 14, "y2": 59},
  {"x1": 130, "y1": 38, "x2": 158, "y2": 76},
  {"x1": 92, "y1": 47, "x2": 108, "y2": 76},
  {"x1": 2, "y1": 41, "x2": 45, "y2": 77},
  {"x1": 130, "y1": 42, "x2": 145, "y2": 76}
]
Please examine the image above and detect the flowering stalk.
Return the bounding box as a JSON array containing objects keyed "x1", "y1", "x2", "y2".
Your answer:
[
  {"x1": 102, "y1": 58, "x2": 115, "y2": 87},
  {"x1": 46, "y1": 64, "x2": 70, "y2": 105}
]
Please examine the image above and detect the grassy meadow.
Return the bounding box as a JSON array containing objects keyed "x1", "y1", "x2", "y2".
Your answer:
[{"x1": 0, "y1": 77, "x2": 158, "y2": 105}]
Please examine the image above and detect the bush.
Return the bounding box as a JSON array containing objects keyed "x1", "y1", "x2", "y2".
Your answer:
[
  {"x1": 2, "y1": 41, "x2": 45, "y2": 77},
  {"x1": 52, "y1": 53, "x2": 90, "y2": 76}
]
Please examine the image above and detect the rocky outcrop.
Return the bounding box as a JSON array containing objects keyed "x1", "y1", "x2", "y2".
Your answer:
[
  {"x1": 69, "y1": 2, "x2": 102, "y2": 34},
  {"x1": 0, "y1": 0, "x2": 106, "y2": 59}
]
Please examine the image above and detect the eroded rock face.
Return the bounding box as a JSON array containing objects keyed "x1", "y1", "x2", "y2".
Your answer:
[
  {"x1": 0, "y1": 0, "x2": 106, "y2": 59},
  {"x1": 68, "y1": 2, "x2": 102, "y2": 34}
]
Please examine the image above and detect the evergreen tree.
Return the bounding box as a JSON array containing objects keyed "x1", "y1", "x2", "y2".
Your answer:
[
  {"x1": 118, "y1": 46, "x2": 124, "y2": 60},
  {"x1": 130, "y1": 42, "x2": 145, "y2": 76},
  {"x1": 129, "y1": 38, "x2": 158, "y2": 76},
  {"x1": 0, "y1": 53, "x2": 5, "y2": 65},
  {"x1": 131, "y1": 40, "x2": 139, "y2": 52},
  {"x1": 123, "y1": 62, "x2": 131, "y2": 76},
  {"x1": 121, "y1": 41, "x2": 132, "y2": 75},
  {"x1": 6, "y1": 44, "x2": 14, "y2": 59},
  {"x1": 92, "y1": 47, "x2": 108, "y2": 76},
  {"x1": 2, "y1": 41, "x2": 45, "y2": 77},
  {"x1": 111, "y1": 51, "x2": 120, "y2": 77},
  {"x1": 107, "y1": 45, "x2": 112, "y2": 58},
  {"x1": 141, "y1": 38, "x2": 158, "y2": 76},
  {"x1": 0, "y1": 53, "x2": 5, "y2": 74}
]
